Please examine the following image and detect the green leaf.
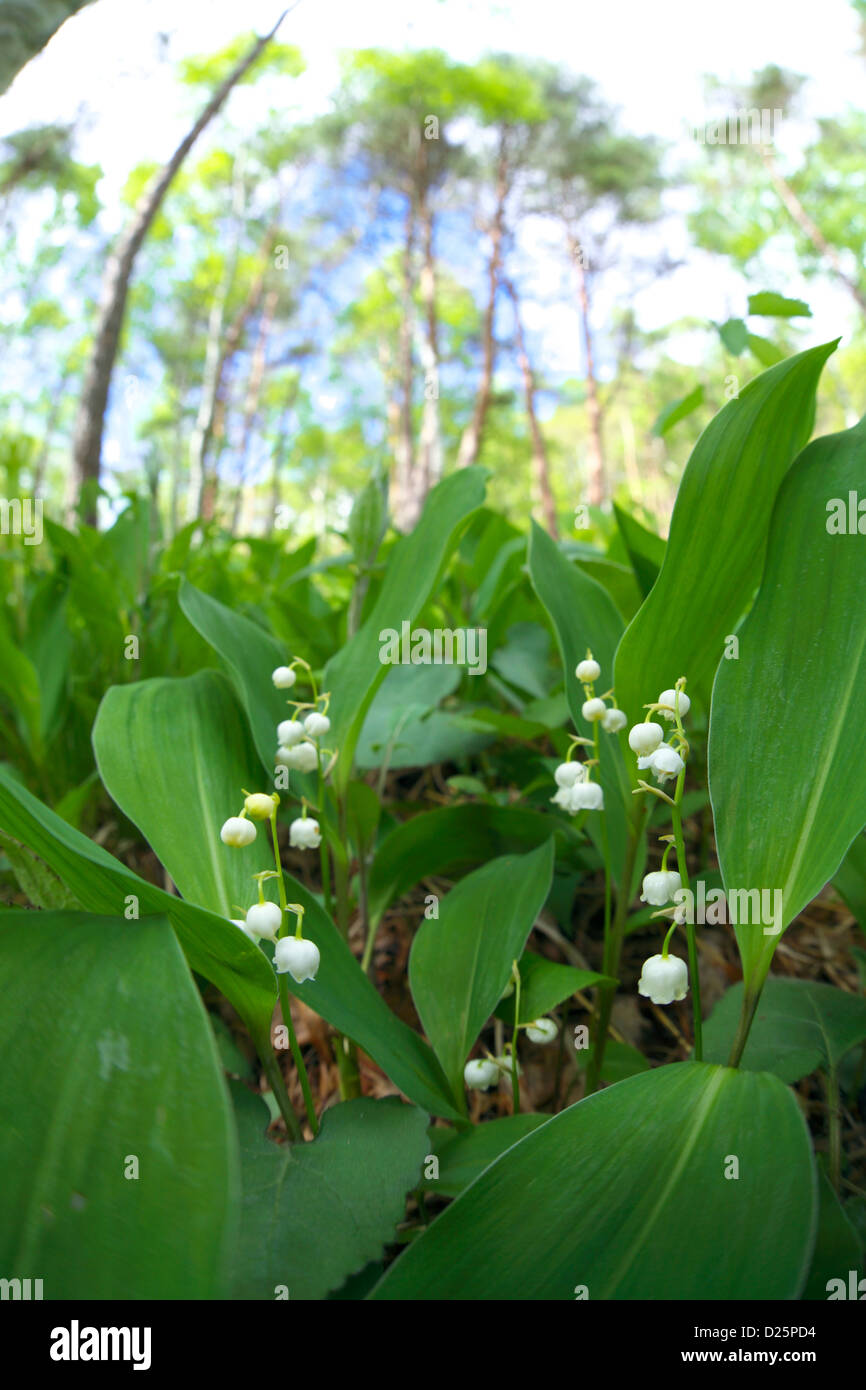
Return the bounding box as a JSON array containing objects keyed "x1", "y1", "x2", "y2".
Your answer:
[
  {"x1": 179, "y1": 579, "x2": 287, "y2": 774},
  {"x1": 709, "y1": 415, "x2": 866, "y2": 985},
  {"x1": 422, "y1": 1115, "x2": 549, "y2": 1198},
  {"x1": 748, "y1": 291, "x2": 812, "y2": 318},
  {"x1": 0, "y1": 614, "x2": 41, "y2": 756},
  {"x1": 615, "y1": 341, "x2": 836, "y2": 720},
  {"x1": 802, "y1": 1169, "x2": 863, "y2": 1300},
  {"x1": 652, "y1": 384, "x2": 704, "y2": 436},
  {"x1": 832, "y1": 832, "x2": 866, "y2": 932},
  {"x1": 747, "y1": 332, "x2": 786, "y2": 366},
  {"x1": 718, "y1": 318, "x2": 748, "y2": 355},
  {"x1": 612, "y1": 503, "x2": 666, "y2": 599},
  {"x1": 0, "y1": 750, "x2": 277, "y2": 1053},
  {"x1": 0, "y1": 911, "x2": 237, "y2": 1298},
  {"x1": 369, "y1": 1062, "x2": 816, "y2": 1300},
  {"x1": 702, "y1": 978, "x2": 866, "y2": 1081},
  {"x1": 347, "y1": 477, "x2": 385, "y2": 565},
  {"x1": 575, "y1": 1037, "x2": 651, "y2": 1082},
  {"x1": 409, "y1": 841, "x2": 555, "y2": 1106},
  {"x1": 528, "y1": 519, "x2": 630, "y2": 879},
  {"x1": 367, "y1": 802, "x2": 584, "y2": 930},
  {"x1": 493, "y1": 949, "x2": 611, "y2": 1024},
  {"x1": 231, "y1": 1087, "x2": 428, "y2": 1301},
  {"x1": 324, "y1": 467, "x2": 487, "y2": 792},
  {"x1": 0, "y1": 827, "x2": 81, "y2": 909}
]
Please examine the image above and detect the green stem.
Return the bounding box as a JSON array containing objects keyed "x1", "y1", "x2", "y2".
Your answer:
[
  {"x1": 726, "y1": 985, "x2": 762, "y2": 1067},
  {"x1": 259, "y1": 1040, "x2": 302, "y2": 1143},
  {"x1": 671, "y1": 774, "x2": 702, "y2": 1061},
  {"x1": 825, "y1": 1066, "x2": 841, "y2": 1195},
  {"x1": 316, "y1": 756, "x2": 334, "y2": 920},
  {"x1": 511, "y1": 963, "x2": 521, "y2": 1115},
  {"x1": 269, "y1": 810, "x2": 318, "y2": 1135}
]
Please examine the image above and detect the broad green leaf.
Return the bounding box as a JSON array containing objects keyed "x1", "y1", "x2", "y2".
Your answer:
[
  {"x1": 0, "y1": 763, "x2": 277, "y2": 1049},
  {"x1": 409, "y1": 841, "x2": 555, "y2": 1106},
  {"x1": 652, "y1": 383, "x2": 704, "y2": 435},
  {"x1": 422, "y1": 1115, "x2": 549, "y2": 1198},
  {"x1": 718, "y1": 318, "x2": 748, "y2": 355},
  {"x1": 270, "y1": 879, "x2": 462, "y2": 1121},
  {"x1": 709, "y1": 415, "x2": 866, "y2": 985},
  {"x1": 802, "y1": 1170, "x2": 863, "y2": 1301},
  {"x1": 324, "y1": 467, "x2": 487, "y2": 792},
  {"x1": 575, "y1": 1037, "x2": 651, "y2": 1082},
  {"x1": 0, "y1": 912, "x2": 237, "y2": 1298},
  {"x1": 347, "y1": 477, "x2": 385, "y2": 565},
  {"x1": 0, "y1": 827, "x2": 80, "y2": 909},
  {"x1": 0, "y1": 614, "x2": 41, "y2": 755},
  {"x1": 747, "y1": 332, "x2": 786, "y2": 366},
  {"x1": 179, "y1": 578, "x2": 287, "y2": 773},
  {"x1": 748, "y1": 291, "x2": 812, "y2": 318},
  {"x1": 612, "y1": 503, "x2": 666, "y2": 600},
  {"x1": 702, "y1": 979, "x2": 866, "y2": 1081},
  {"x1": 367, "y1": 802, "x2": 585, "y2": 930},
  {"x1": 370, "y1": 1062, "x2": 816, "y2": 1300},
  {"x1": 493, "y1": 949, "x2": 611, "y2": 1024},
  {"x1": 231, "y1": 1086, "x2": 428, "y2": 1300},
  {"x1": 528, "y1": 519, "x2": 630, "y2": 879},
  {"x1": 832, "y1": 832, "x2": 866, "y2": 932},
  {"x1": 615, "y1": 341, "x2": 836, "y2": 722}
]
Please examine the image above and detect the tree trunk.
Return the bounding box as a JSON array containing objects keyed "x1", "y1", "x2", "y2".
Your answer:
[
  {"x1": 457, "y1": 133, "x2": 509, "y2": 470},
  {"x1": 71, "y1": 14, "x2": 287, "y2": 524},
  {"x1": 416, "y1": 147, "x2": 443, "y2": 494},
  {"x1": 391, "y1": 196, "x2": 419, "y2": 533},
  {"x1": 759, "y1": 146, "x2": 866, "y2": 315},
  {"x1": 231, "y1": 287, "x2": 278, "y2": 532},
  {"x1": 504, "y1": 277, "x2": 558, "y2": 537},
  {"x1": 568, "y1": 231, "x2": 605, "y2": 507}
]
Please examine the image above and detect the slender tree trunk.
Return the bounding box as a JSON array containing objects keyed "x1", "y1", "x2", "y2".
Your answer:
[
  {"x1": 231, "y1": 287, "x2": 278, "y2": 532},
  {"x1": 457, "y1": 133, "x2": 509, "y2": 470},
  {"x1": 759, "y1": 146, "x2": 866, "y2": 315},
  {"x1": 391, "y1": 197, "x2": 419, "y2": 533},
  {"x1": 187, "y1": 151, "x2": 247, "y2": 521},
  {"x1": 504, "y1": 277, "x2": 558, "y2": 537},
  {"x1": 568, "y1": 230, "x2": 605, "y2": 506},
  {"x1": 268, "y1": 399, "x2": 295, "y2": 531},
  {"x1": 70, "y1": 14, "x2": 287, "y2": 524},
  {"x1": 416, "y1": 153, "x2": 442, "y2": 493}
]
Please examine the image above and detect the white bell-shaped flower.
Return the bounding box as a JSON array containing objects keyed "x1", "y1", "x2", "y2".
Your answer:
[
  {"x1": 274, "y1": 935, "x2": 320, "y2": 982},
  {"x1": 570, "y1": 780, "x2": 604, "y2": 811},
  {"x1": 231, "y1": 917, "x2": 258, "y2": 941},
  {"x1": 582, "y1": 697, "x2": 607, "y2": 722},
  {"x1": 244, "y1": 792, "x2": 277, "y2": 821},
  {"x1": 575, "y1": 658, "x2": 601, "y2": 682},
  {"x1": 245, "y1": 901, "x2": 283, "y2": 941},
  {"x1": 554, "y1": 761, "x2": 586, "y2": 788},
  {"x1": 526, "y1": 1018, "x2": 558, "y2": 1044},
  {"x1": 289, "y1": 817, "x2": 322, "y2": 850},
  {"x1": 650, "y1": 744, "x2": 685, "y2": 783},
  {"x1": 304, "y1": 712, "x2": 331, "y2": 739},
  {"x1": 276, "y1": 719, "x2": 304, "y2": 747},
  {"x1": 276, "y1": 741, "x2": 319, "y2": 773},
  {"x1": 496, "y1": 1053, "x2": 522, "y2": 1083},
  {"x1": 638, "y1": 953, "x2": 689, "y2": 1005},
  {"x1": 640, "y1": 870, "x2": 683, "y2": 906},
  {"x1": 658, "y1": 688, "x2": 690, "y2": 722},
  {"x1": 464, "y1": 1058, "x2": 500, "y2": 1091},
  {"x1": 602, "y1": 707, "x2": 627, "y2": 733},
  {"x1": 220, "y1": 816, "x2": 256, "y2": 848},
  {"x1": 272, "y1": 666, "x2": 297, "y2": 689},
  {"x1": 628, "y1": 721, "x2": 663, "y2": 756}
]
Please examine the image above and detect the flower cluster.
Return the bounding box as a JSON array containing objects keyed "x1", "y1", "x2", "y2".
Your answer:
[
  {"x1": 550, "y1": 650, "x2": 627, "y2": 816},
  {"x1": 627, "y1": 685, "x2": 690, "y2": 786},
  {"x1": 463, "y1": 1010, "x2": 560, "y2": 1091}
]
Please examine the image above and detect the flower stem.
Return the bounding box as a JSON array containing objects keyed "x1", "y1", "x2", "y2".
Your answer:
[
  {"x1": 512, "y1": 962, "x2": 521, "y2": 1115},
  {"x1": 671, "y1": 774, "x2": 702, "y2": 1061},
  {"x1": 824, "y1": 1065, "x2": 841, "y2": 1195},
  {"x1": 269, "y1": 809, "x2": 318, "y2": 1136}
]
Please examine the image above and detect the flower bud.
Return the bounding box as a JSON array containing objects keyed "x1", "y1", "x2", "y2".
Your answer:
[
  {"x1": 628, "y1": 722, "x2": 663, "y2": 756},
  {"x1": 638, "y1": 953, "x2": 688, "y2": 1005},
  {"x1": 526, "y1": 1018, "x2": 558, "y2": 1044},
  {"x1": 231, "y1": 917, "x2": 258, "y2": 941},
  {"x1": 640, "y1": 870, "x2": 683, "y2": 906},
  {"x1": 220, "y1": 816, "x2": 256, "y2": 848},
  {"x1": 658, "y1": 688, "x2": 690, "y2": 722},
  {"x1": 650, "y1": 745, "x2": 685, "y2": 783},
  {"x1": 272, "y1": 666, "x2": 297, "y2": 689},
  {"x1": 245, "y1": 901, "x2": 283, "y2": 941},
  {"x1": 464, "y1": 1058, "x2": 499, "y2": 1090},
  {"x1": 276, "y1": 719, "x2": 304, "y2": 747},
  {"x1": 304, "y1": 712, "x2": 331, "y2": 739},
  {"x1": 554, "y1": 761, "x2": 585, "y2": 788},
  {"x1": 276, "y1": 741, "x2": 319, "y2": 773},
  {"x1": 582, "y1": 697, "x2": 607, "y2": 722},
  {"x1": 274, "y1": 935, "x2": 320, "y2": 982},
  {"x1": 289, "y1": 817, "x2": 322, "y2": 850},
  {"x1": 576, "y1": 658, "x2": 601, "y2": 682},
  {"x1": 601, "y1": 707, "x2": 627, "y2": 733},
  {"x1": 244, "y1": 792, "x2": 277, "y2": 821}
]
